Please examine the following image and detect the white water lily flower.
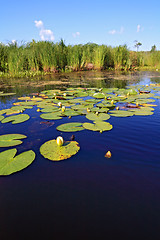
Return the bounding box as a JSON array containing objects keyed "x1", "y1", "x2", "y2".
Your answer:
[
  {"x1": 58, "y1": 102, "x2": 62, "y2": 107},
  {"x1": 56, "y1": 136, "x2": 64, "y2": 146}
]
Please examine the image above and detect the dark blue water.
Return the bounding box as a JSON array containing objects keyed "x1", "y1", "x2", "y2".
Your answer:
[{"x1": 0, "y1": 72, "x2": 160, "y2": 239}]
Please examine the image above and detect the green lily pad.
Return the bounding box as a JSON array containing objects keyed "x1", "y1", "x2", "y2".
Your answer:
[
  {"x1": 129, "y1": 107, "x2": 154, "y2": 116},
  {"x1": 40, "y1": 107, "x2": 59, "y2": 113},
  {"x1": 75, "y1": 92, "x2": 88, "y2": 97},
  {"x1": 83, "y1": 121, "x2": 113, "y2": 132},
  {"x1": 0, "y1": 148, "x2": 36, "y2": 175},
  {"x1": 0, "y1": 134, "x2": 27, "y2": 147},
  {"x1": 1, "y1": 114, "x2": 30, "y2": 124},
  {"x1": 86, "y1": 112, "x2": 110, "y2": 121},
  {"x1": 0, "y1": 115, "x2": 4, "y2": 121},
  {"x1": 57, "y1": 122, "x2": 84, "y2": 132},
  {"x1": 109, "y1": 110, "x2": 134, "y2": 117},
  {"x1": 61, "y1": 109, "x2": 80, "y2": 117},
  {"x1": 0, "y1": 92, "x2": 16, "y2": 96},
  {"x1": 40, "y1": 139, "x2": 80, "y2": 161},
  {"x1": 40, "y1": 112, "x2": 62, "y2": 120},
  {"x1": 93, "y1": 92, "x2": 105, "y2": 99}
]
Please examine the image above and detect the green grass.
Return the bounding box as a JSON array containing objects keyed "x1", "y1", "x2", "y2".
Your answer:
[{"x1": 0, "y1": 40, "x2": 160, "y2": 78}]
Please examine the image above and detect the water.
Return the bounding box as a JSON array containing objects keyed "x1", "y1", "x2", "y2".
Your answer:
[{"x1": 0, "y1": 71, "x2": 160, "y2": 239}]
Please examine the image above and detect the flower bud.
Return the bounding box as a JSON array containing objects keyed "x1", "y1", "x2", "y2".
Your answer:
[
  {"x1": 105, "y1": 151, "x2": 112, "y2": 158},
  {"x1": 56, "y1": 136, "x2": 64, "y2": 146}
]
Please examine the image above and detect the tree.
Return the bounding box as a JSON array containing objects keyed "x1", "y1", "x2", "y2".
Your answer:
[
  {"x1": 134, "y1": 40, "x2": 142, "y2": 51},
  {"x1": 151, "y1": 45, "x2": 156, "y2": 52}
]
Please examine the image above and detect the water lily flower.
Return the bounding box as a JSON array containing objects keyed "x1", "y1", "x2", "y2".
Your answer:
[
  {"x1": 56, "y1": 136, "x2": 64, "y2": 146},
  {"x1": 105, "y1": 151, "x2": 112, "y2": 158},
  {"x1": 58, "y1": 102, "x2": 62, "y2": 107},
  {"x1": 62, "y1": 106, "x2": 65, "y2": 112}
]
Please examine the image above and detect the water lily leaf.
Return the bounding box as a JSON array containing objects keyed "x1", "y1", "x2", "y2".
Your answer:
[
  {"x1": 0, "y1": 109, "x2": 10, "y2": 115},
  {"x1": 129, "y1": 107, "x2": 154, "y2": 116},
  {"x1": 40, "y1": 107, "x2": 59, "y2": 113},
  {"x1": 97, "y1": 103, "x2": 115, "y2": 109},
  {"x1": 61, "y1": 109, "x2": 80, "y2": 117},
  {"x1": 0, "y1": 115, "x2": 4, "y2": 121},
  {"x1": 93, "y1": 92, "x2": 105, "y2": 99},
  {"x1": 71, "y1": 104, "x2": 93, "y2": 110},
  {"x1": 0, "y1": 134, "x2": 27, "y2": 147},
  {"x1": 40, "y1": 139, "x2": 80, "y2": 161},
  {"x1": 18, "y1": 97, "x2": 31, "y2": 101},
  {"x1": 0, "y1": 148, "x2": 35, "y2": 175},
  {"x1": 1, "y1": 114, "x2": 30, "y2": 124},
  {"x1": 83, "y1": 121, "x2": 113, "y2": 132},
  {"x1": 86, "y1": 112, "x2": 110, "y2": 121},
  {"x1": 10, "y1": 106, "x2": 32, "y2": 111},
  {"x1": 57, "y1": 122, "x2": 84, "y2": 132},
  {"x1": 109, "y1": 110, "x2": 134, "y2": 117},
  {"x1": 75, "y1": 92, "x2": 88, "y2": 97},
  {"x1": 40, "y1": 112, "x2": 62, "y2": 120},
  {"x1": 0, "y1": 92, "x2": 16, "y2": 96},
  {"x1": 15, "y1": 101, "x2": 36, "y2": 106},
  {"x1": 5, "y1": 110, "x2": 21, "y2": 115},
  {"x1": 135, "y1": 99, "x2": 155, "y2": 104}
]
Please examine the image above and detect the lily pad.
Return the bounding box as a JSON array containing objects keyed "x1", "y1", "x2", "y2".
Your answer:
[
  {"x1": 1, "y1": 114, "x2": 30, "y2": 124},
  {"x1": 83, "y1": 121, "x2": 113, "y2": 132},
  {"x1": 40, "y1": 112, "x2": 62, "y2": 120},
  {"x1": 40, "y1": 139, "x2": 80, "y2": 161},
  {"x1": 61, "y1": 109, "x2": 80, "y2": 117},
  {"x1": 0, "y1": 134, "x2": 27, "y2": 147},
  {"x1": 0, "y1": 148, "x2": 35, "y2": 175},
  {"x1": 57, "y1": 122, "x2": 84, "y2": 132},
  {"x1": 0, "y1": 115, "x2": 4, "y2": 121},
  {"x1": 109, "y1": 110, "x2": 134, "y2": 117},
  {"x1": 0, "y1": 92, "x2": 16, "y2": 96},
  {"x1": 86, "y1": 112, "x2": 110, "y2": 121},
  {"x1": 93, "y1": 92, "x2": 105, "y2": 99}
]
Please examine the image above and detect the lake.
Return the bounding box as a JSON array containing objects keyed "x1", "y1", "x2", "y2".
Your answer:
[{"x1": 0, "y1": 71, "x2": 160, "y2": 239}]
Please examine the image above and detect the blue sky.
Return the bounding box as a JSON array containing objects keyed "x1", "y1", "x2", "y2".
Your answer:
[{"x1": 0, "y1": 0, "x2": 160, "y2": 51}]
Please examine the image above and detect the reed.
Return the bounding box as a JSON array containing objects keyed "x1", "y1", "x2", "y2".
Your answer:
[{"x1": 0, "y1": 40, "x2": 160, "y2": 77}]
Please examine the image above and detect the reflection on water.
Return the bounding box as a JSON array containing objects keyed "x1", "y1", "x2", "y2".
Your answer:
[{"x1": 0, "y1": 71, "x2": 160, "y2": 239}]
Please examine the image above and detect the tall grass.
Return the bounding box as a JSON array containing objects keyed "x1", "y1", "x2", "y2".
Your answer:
[{"x1": 0, "y1": 40, "x2": 160, "y2": 77}]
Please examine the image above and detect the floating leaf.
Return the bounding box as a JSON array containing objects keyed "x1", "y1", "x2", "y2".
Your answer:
[
  {"x1": 40, "y1": 139, "x2": 80, "y2": 161},
  {"x1": 0, "y1": 92, "x2": 16, "y2": 96},
  {"x1": 93, "y1": 92, "x2": 105, "y2": 99},
  {"x1": 18, "y1": 97, "x2": 31, "y2": 101},
  {"x1": 109, "y1": 110, "x2": 134, "y2": 117},
  {"x1": 57, "y1": 122, "x2": 84, "y2": 132},
  {"x1": 75, "y1": 92, "x2": 88, "y2": 97},
  {"x1": 0, "y1": 134, "x2": 27, "y2": 147},
  {"x1": 86, "y1": 112, "x2": 110, "y2": 121},
  {"x1": 83, "y1": 121, "x2": 113, "y2": 132},
  {"x1": 61, "y1": 109, "x2": 80, "y2": 117},
  {"x1": 0, "y1": 148, "x2": 35, "y2": 175},
  {"x1": 0, "y1": 115, "x2": 4, "y2": 121},
  {"x1": 1, "y1": 114, "x2": 30, "y2": 124},
  {"x1": 40, "y1": 112, "x2": 62, "y2": 120}
]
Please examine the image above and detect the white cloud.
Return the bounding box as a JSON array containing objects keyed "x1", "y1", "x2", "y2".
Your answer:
[
  {"x1": 72, "y1": 32, "x2": 80, "y2": 38},
  {"x1": 34, "y1": 20, "x2": 55, "y2": 41},
  {"x1": 108, "y1": 29, "x2": 116, "y2": 35},
  {"x1": 137, "y1": 24, "x2": 141, "y2": 32},
  {"x1": 34, "y1": 20, "x2": 44, "y2": 28},
  {"x1": 108, "y1": 26, "x2": 124, "y2": 35}
]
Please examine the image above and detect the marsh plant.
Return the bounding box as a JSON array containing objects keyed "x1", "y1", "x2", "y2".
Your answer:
[{"x1": 0, "y1": 40, "x2": 160, "y2": 77}]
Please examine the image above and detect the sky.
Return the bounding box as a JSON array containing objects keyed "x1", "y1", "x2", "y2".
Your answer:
[{"x1": 0, "y1": 0, "x2": 160, "y2": 51}]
